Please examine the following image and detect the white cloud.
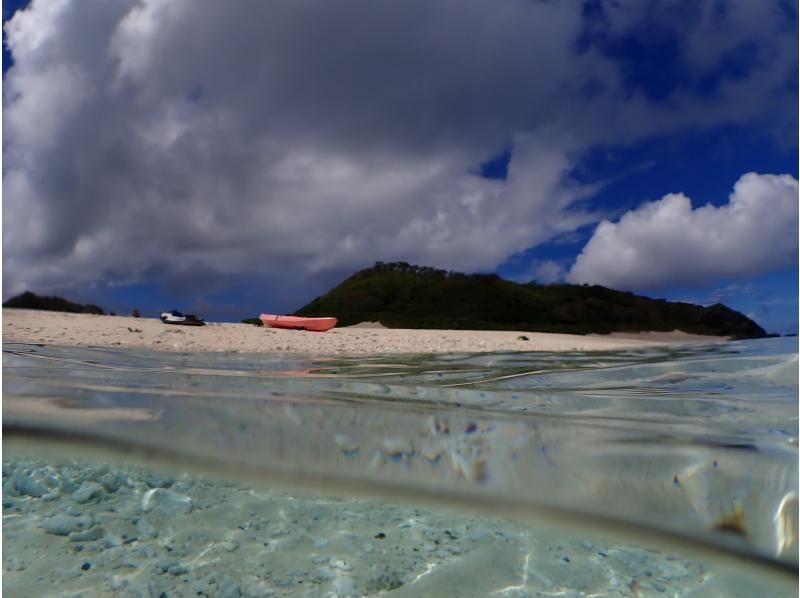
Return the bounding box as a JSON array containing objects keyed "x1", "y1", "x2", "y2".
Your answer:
[
  {"x1": 532, "y1": 261, "x2": 568, "y2": 285},
  {"x1": 504, "y1": 259, "x2": 568, "y2": 285},
  {"x1": 567, "y1": 173, "x2": 799, "y2": 290},
  {"x1": 2, "y1": 0, "x2": 796, "y2": 302}
]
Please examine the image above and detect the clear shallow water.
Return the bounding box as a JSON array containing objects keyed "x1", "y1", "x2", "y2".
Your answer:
[{"x1": 3, "y1": 337, "x2": 798, "y2": 596}]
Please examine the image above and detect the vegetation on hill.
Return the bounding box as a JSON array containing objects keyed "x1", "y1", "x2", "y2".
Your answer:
[
  {"x1": 295, "y1": 262, "x2": 767, "y2": 339},
  {"x1": 3, "y1": 291, "x2": 104, "y2": 315}
]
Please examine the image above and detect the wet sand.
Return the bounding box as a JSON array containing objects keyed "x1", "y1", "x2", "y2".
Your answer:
[{"x1": 2, "y1": 309, "x2": 725, "y2": 355}]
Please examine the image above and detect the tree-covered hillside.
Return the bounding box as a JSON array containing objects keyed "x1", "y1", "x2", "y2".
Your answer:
[
  {"x1": 295, "y1": 262, "x2": 766, "y2": 338},
  {"x1": 3, "y1": 291, "x2": 105, "y2": 315}
]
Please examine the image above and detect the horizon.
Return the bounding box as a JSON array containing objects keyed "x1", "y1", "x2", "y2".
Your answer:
[
  {"x1": 3, "y1": 1, "x2": 798, "y2": 334},
  {"x1": 1, "y1": 263, "x2": 790, "y2": 336}
]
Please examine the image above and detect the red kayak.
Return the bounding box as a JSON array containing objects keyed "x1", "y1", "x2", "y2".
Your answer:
[{"x1": 259, "y1": 313, "x2": 337, "y2": 332}]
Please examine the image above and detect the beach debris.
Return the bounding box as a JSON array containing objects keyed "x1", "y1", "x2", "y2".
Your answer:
[
  {"x1": 127, "y1": 327, "x2": 142, "y2": 333},
  {"x1": 131, "y1": 309, "x2": 141, "y2": 318},
  {"x1": 517, "y1": 335, "x2": 529, "y2": 341}
]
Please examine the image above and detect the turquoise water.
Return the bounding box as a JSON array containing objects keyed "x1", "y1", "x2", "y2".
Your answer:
[{"x1": 3, "y1": 338, "x2": 798, "y2": 596}]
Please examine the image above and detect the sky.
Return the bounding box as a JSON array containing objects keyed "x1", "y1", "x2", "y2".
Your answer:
[{"x1": 2, "y1": 0, "x2": 798, "y2": 332}]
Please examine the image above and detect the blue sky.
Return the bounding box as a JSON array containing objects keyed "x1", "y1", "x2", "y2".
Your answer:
[{"x1": 2, "y1": 1, "x2": 798, "y2": 332}]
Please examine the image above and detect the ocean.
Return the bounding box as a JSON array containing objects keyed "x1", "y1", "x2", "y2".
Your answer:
[{"x1": 3, "y1": 337, "x2": 798, "y2": 597}]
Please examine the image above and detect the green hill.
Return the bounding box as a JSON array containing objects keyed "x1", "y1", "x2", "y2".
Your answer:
[
  {"x1": 3, "y1": 291, "x2": 105, "y2": 315},
  {"x1": 295, "y1": 262, "x2": 767, "y2": 339}
]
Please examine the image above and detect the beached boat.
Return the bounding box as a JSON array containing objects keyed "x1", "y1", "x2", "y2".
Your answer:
[
  {"x1": 160, "y1": 310, "x2": 206, "y2": 326},
  {"x1": 259, "y1": 313, "x2": 337, "y2": 332}
]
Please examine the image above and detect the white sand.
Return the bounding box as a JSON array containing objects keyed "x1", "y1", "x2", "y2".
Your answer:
[{"x1": 3, "y1": 308, "x2": 725, "y2": 355}]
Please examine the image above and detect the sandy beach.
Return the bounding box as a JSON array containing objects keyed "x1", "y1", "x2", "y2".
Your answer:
[{"x1": 2, "y1": 309, "x2": 725, "y2": 355}]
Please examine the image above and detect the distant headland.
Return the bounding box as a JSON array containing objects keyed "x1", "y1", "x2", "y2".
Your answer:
[
  {"x1": 295, "y1": 262, "x2": 768, "y2": 339},
  {"x1": 3, "y1": 291, "x2": 105, "y2": 315}
]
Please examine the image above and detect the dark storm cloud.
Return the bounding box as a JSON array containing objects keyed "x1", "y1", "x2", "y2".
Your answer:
[{"x1": 3, "y1": 0, "x2": 796, "y2": 298}]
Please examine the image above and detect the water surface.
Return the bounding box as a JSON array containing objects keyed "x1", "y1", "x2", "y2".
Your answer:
[{"x1": 3, "y1": 338, "x2": 798, "y2": 596}]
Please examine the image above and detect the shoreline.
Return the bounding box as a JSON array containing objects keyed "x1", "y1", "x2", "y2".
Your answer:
[{"x1": 2, "y1": 309, "x2": 727, "y2": 355}]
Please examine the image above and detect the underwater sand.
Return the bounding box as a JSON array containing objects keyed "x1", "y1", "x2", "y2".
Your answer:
[{"x1": 4, "y1": 456, "x2": 795, "y2": 598}]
